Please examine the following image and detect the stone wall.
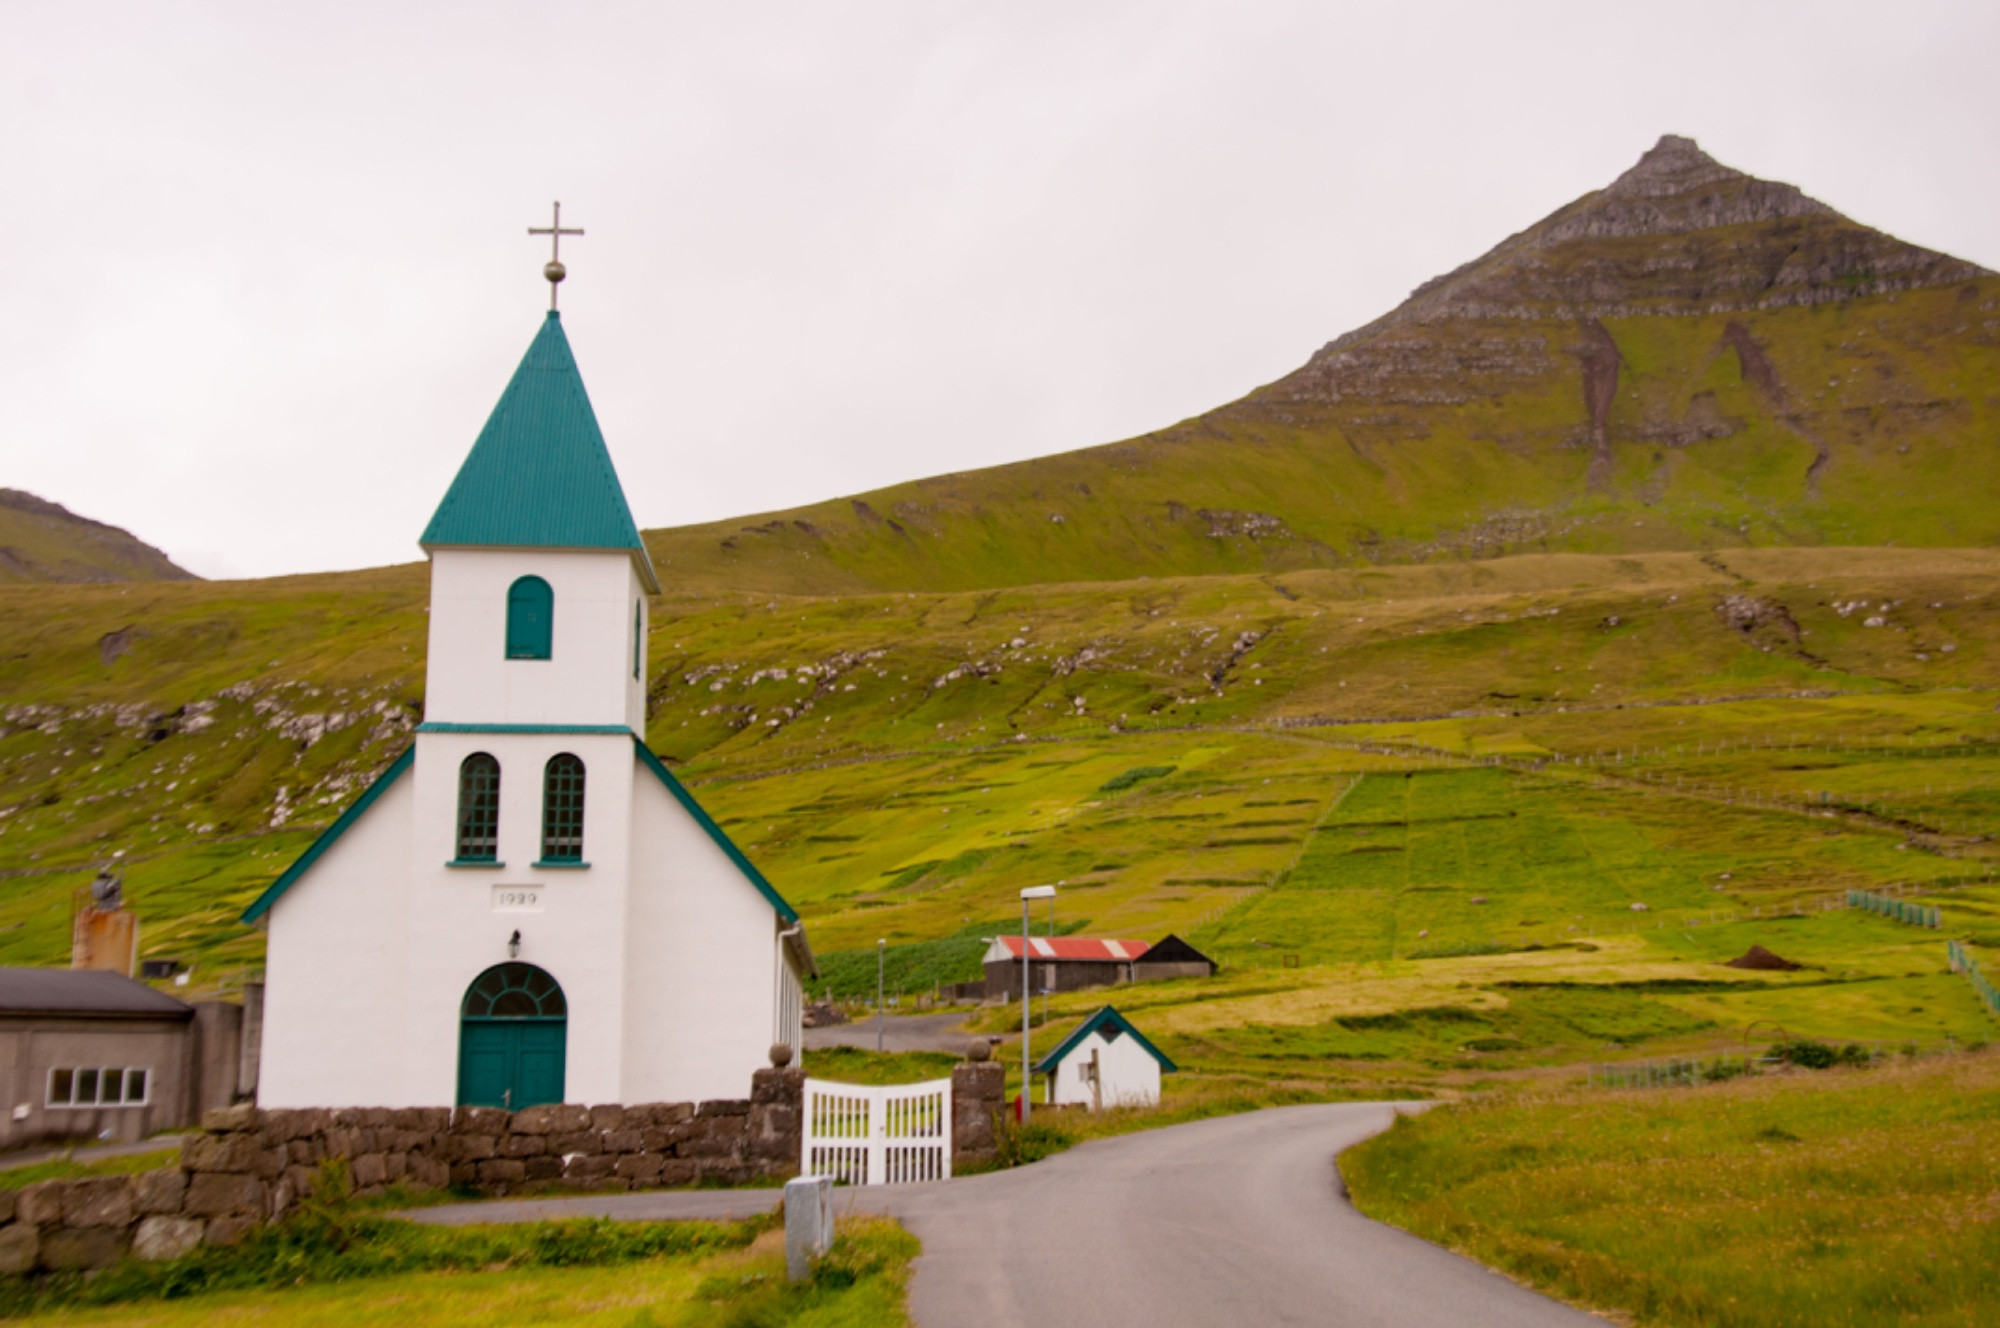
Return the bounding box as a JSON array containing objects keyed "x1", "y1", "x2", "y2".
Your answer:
[
  {"x1": 0, "y1": 1062, "x2": 1010, "y2": 1276},
  {"x1": 0, "y1": 1067, "x2": 806, "y2": 1275}
]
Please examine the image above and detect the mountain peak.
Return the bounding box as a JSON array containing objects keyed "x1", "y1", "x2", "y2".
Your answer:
[
  {"x1": 1303, "y1": 135, "x2": 1985, "y2": 367},
  {"x1": 1553, "y1": 132, "x2": 1834, "y2": 241}
]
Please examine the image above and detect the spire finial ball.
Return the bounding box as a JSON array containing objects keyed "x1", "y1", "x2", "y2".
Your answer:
[{"x1": 544, "y1": 260, "x2": 567, "y2": 285}]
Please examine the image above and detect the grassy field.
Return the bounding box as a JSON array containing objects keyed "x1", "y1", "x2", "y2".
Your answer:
[
  {"x1": 2, "y1": 1215, "x2": 913, "y2": 1328},
  {"x1": 1341, "y1": 1049, "x2": 2000, "y2": 1328}
]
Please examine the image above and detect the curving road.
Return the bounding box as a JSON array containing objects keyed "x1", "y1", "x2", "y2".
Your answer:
[{"x1": 409, "y1": 1102, "x2": 1601, "y2": 1327}]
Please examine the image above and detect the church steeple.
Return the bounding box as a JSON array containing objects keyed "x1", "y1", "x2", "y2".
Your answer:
[{"x1": 420, "y1": 312, "x2": 660, "y2": 592}]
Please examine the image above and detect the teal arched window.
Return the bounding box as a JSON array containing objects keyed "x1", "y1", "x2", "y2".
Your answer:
[
  {"x1": 506, "y1": 576, "x2": 553, "y2": 660},
  {"x1": 455, "y1": 753, "x2": 500, "y2": 861},
  {"x1": 541, "y1": 754, "x2": 585, "y2": 863}
]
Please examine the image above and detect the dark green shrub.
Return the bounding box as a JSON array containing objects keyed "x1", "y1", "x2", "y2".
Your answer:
[
  {"x1": 1775, "y1": 1039, "x2": 1838, "y2": 1069},
  {"x1": 1098, "y1": 765, "x2": 1175, "y2": 793}
]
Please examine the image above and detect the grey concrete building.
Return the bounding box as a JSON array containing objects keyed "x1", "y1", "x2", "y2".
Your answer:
[{"x1": 0, "y1": 969, "x2": 251, "y2": 1151}]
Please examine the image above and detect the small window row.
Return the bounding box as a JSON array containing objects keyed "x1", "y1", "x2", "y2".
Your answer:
[
  {"x1": 455, "y1": 752, "x2": 586, "y2": 865},
  {"x1": 48, "y1": 1066, "x2": 149, "y2": 1108},
  {"x1": 503, "y1": 575, "x2": 646, "y2": 675}
]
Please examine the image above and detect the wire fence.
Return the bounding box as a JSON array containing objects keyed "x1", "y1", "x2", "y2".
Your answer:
[
  {"x1": 1947, "y1": 939, "x2": 1999, "y2": 1019},
  {"x1": 1849, "y1": 890, "x2": 1942, "y2": 929}
]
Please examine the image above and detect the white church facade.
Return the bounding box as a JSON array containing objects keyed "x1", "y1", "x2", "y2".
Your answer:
[{"x1": 244, "y1": 307, "x2": 812, "y2": 1111}]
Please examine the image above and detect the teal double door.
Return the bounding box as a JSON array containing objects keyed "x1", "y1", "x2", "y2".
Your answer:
[
  {"x1": 456, "y1": 962, "x2": 569, "y2": 1110},
  {"x1": 457, "y1": 1018, "x2": 566, "y2": 1110}
]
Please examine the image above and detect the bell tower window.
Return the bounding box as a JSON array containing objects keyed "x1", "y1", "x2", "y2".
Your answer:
[
  {"x1": 540, "y1": 754, "x2": 586, "y2": 864},
  {"x1": 506, "y1": 576, "x2": 553, "y2": 660},
  {"x1": 455, "y1": 753, "x2": 501, "y2": 862}
]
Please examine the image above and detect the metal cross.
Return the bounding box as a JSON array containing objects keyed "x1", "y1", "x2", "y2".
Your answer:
[{"x1": 529, "y1": 201, "x2": 584, "y2": 310}]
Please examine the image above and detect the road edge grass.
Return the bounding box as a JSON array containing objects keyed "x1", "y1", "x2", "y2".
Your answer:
[
  {"x1": 1338, "y1": 1048, "x2": 2000, "y2": 1328},
  {"x1": 0, "y1": 1210, "x2": 917, "y2": 1327}
]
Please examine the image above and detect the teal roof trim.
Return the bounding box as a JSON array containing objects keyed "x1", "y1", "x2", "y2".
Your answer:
[
  {"x1": 241, "y1": 746, "x2": 414, "y2": 925},
  {"x1": 421, "y1": 312, "x2": 660, "y2": 592},
  {"x1": 418, "y1": 723, "x2": 634, "y2": 735},
  {"x1": 633, "y1": 738, "x2": 800, "y2": 925},
  {"x1": 1034, "y1": 1005, "x2": 1178, "y2": 1075}
]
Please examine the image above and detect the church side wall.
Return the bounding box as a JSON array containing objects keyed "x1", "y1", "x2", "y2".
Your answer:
[
  {"x1": 623, "y1": 764, "x2": 781, "y2": 1103},
  {"x1": 259, "y1": 774, "x2": 415, "y2": 1110},
  {"x1": 424, "y1": 549, "x2": 647, "y2": 731}
]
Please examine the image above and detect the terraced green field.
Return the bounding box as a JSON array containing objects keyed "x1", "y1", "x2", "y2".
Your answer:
[{"x1": 3, "y1": 547, "x2": 1997, "y2": 1081}]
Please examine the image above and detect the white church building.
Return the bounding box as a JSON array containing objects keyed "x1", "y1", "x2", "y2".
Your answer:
[{"x1": 243, "y1": 304, "x2": 813, "y2": 1111}]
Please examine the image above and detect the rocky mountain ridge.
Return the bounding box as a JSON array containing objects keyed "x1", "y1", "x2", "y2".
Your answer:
[{"x1": 0, "y1": 488, "x2": 195, "y2": 584}]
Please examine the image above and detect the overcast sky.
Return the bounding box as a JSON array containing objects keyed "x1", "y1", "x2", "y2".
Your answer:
[{"x1": 2, "y1": 2, "x2": 1994, "y2": 580}]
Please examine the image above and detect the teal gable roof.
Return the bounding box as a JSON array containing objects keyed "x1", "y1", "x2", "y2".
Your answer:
[
  {"x1": 1033, "y1": 1005, "x2": 1178, "y2": 1075},
  {"x1": 422, "y1": 312, "x2": 660, "y2": 591}
]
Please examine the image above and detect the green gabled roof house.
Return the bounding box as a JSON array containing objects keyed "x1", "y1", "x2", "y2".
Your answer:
[{"x1": 1034, "y1": 1006, "x2": 1177, "y2": 1111}]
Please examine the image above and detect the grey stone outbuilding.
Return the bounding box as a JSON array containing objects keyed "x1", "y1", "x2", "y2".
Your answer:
[{"x1": 0, "y1": 969, "x2": 249, "y2": 1151}]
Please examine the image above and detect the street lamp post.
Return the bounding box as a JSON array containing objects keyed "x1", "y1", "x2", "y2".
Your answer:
[
  {"x1": 1019, "y1": 885, "x2": 1057, "y2": 1124},
  {"x1": 876, "y1": 938, "x2": 886, "y2": 1054}
]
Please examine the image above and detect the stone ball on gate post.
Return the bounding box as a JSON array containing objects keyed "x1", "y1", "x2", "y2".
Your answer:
[
  {"x1": 965, "y1": 1038, "x2": 992, "y2": 1063},
  {"x1": 768, "y1": 1043, "x2": 794, "y2": 1068}
]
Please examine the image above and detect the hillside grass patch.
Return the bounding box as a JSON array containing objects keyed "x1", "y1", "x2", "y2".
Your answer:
[{"x1": 1341, "y1": 1050, "x2": 2000, "y2": 1328}]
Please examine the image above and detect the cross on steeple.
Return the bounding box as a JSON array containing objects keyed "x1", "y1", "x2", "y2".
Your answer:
[{"x1": 529, "y1": 201, "x2": 584, "y2": 310}]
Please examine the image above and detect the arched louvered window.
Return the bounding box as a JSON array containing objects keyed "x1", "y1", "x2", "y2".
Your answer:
[
  {"x1": 540, "y1": 754, "x2": 585, "y2": 863},
  {"x1": 506, "y1": 576, "x2": 553, "y2": 660},
  {"x1": 462, "y1": 963, "x2": 567, "y2": 1019},
  {"x1": 456, "y1": 753, "x2": 500, "y2": 862}
]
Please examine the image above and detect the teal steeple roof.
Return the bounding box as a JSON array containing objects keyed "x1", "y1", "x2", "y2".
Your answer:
[{"x1": 421, "y1": 311, "x2": 659, "y2": 591}]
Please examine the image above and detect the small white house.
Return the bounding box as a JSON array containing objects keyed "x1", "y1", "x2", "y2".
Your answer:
[
  {"x1": 244, "y1": 307, "x2": 814, "y2": 1112},
  {"x1": 1034, "y1": 1006, "x2": 1177, "y2": 1110}
]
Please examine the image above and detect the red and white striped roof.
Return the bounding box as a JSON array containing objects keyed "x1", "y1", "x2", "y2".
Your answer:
[{"x1": 988, "y1": 936, "x2": 1152, "y2": 962}]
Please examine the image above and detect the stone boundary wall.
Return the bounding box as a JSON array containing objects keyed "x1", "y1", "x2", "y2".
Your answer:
[{"x1": 0, "y1": 1062, "x2": 1009, "y2": 1276}]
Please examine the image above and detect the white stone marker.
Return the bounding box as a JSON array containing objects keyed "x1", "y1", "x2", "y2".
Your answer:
[{"x1": 785, "y1": 1175, "x2": 834, "y2": 1283}]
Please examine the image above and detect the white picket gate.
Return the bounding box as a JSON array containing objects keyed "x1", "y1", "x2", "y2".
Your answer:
[{"x1": 801, "y1": 1077, "x2": 952, "y2": 1185}]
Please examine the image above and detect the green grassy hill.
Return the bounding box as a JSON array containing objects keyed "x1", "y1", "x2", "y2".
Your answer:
[
  {"x1": 2, "y1": 136, "x2": 1997, "y2": 1086},
  {"x1": 0, "y1": 489, "x2": 196, "y2": 585},
  {"x1": 645, "y1": 136, "x2": 1999, "y2": 595},
  {"x1": 4, "y1": 547, "x2": 1999, "y2": 1079}
]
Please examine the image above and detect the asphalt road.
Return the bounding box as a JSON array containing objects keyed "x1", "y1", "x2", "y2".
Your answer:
[
  {"x1": 802, "y1": 1010, "x2": 982, "y2": 1054},
  {"x1": 408, "y1": 1102, "x2": 1602, "y2": 1327}
]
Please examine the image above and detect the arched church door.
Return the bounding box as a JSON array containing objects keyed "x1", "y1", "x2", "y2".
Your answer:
[{"x1": 457, "y1": 963, "x2": 567, "y2": 1109}]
